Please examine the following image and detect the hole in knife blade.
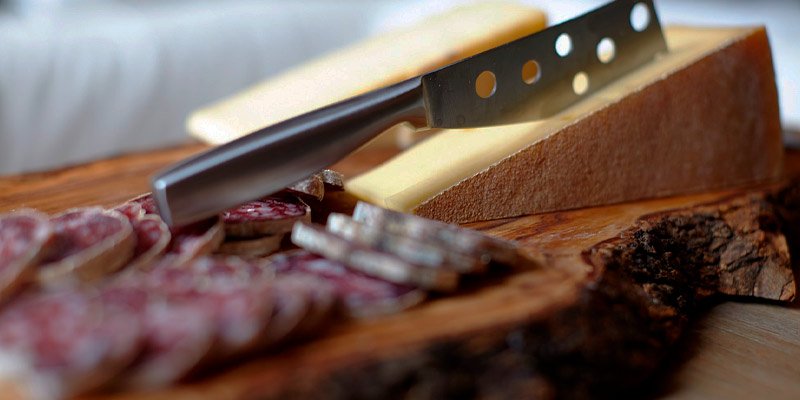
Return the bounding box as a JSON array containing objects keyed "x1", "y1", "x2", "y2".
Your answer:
[
  {"x1": 521, "y1": 60, "x2": 541, "y2": 84},
  {"x1": 630, "y1": 3, "x2": 650, "y2": 32},
  {"x1": 596, "y1": 38, "x2": 616, "y2": 64},
  {"x1": 555, "y1": 33, "x2": 572, "y2": 57},
  {"x1": 475, "y1": 70, "x2": 497, "y2": 99},
  {"x1": 573, "y1": 72, "x2": 589, "y2": 95}
]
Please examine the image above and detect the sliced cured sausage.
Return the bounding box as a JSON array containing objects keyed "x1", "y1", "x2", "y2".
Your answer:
[
  {"x1": 277, "y1": 274, "x2": 337, "y2": 337},
  {"x1": 0, "y1": 210, "x2": 52, "y2": 302},
  {"x1": 166, "y1": 217, "x2": 224, "y2": 266},
  {"x1": 142, "y1": 257, "x2": 274, "y2": 358},
  {"x1": 327, "y1": 213, "x2": 487, "y2": 274},
  {"x1": 114, "y1": 202, "x2": 144, "y2": 222},
  {"x1": 352, "y1": 201, "x2": 521, "y2": 266},
  {"x1": 287, "y1": 173, "x2": 325, "y2": 201},
  {"x1": 271, "y1": 250, "x2": 424, "y2": 319},
  {"x1": 104, "y1": 283, "x2": 214, "y2": 390},
  {"x1": 217, "y1": 234, "x2": 284, "y2": 257},
  {"x1": 37, "y1": 208, "x2": 135, "y2": 285},
  {"x1": 256, "y1": 276, "x2": 313, "y2": 348},
  {"x1": 126, "y1": 215, "x2": 171, "y2": 270},
  {"x1": 121, "y1": 193, "x2": 224, "y2": 267},
  {"x1": 291, "y1": 222, "x2": 458, "y2": 291},
  {"x1": 0, "y1": 289, "x2": 141, "y2": 398},
  {"x1": 223, "y1": 195, "x2": 310, "y2": 237},
  {"x1": 124, "y1": 193, "x2": 158, "y2": 215}
]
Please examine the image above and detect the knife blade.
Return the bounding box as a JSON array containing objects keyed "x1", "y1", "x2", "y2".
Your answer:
[{"x1": 152, "y1": 0, "x2": 667, "y2": 227}]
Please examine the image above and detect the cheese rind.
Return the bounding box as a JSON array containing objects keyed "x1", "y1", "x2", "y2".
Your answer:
[
  {"x1": 346, "y1": 26, "x2": 783, "y2": 223},
  {"x1": 187, "y1": 2, "x2": 547, "y2": 145}
]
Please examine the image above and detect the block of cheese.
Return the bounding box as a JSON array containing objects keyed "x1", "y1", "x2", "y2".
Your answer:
[
  {"x1": 346, "y1": 26, "x2": 783, "y2": 223},
  {"x1": 187, "y1": 1, "x2": 547, "y2": 145}
]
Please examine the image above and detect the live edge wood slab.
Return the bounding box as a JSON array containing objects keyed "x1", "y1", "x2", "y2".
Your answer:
[{"x1": 1, "y1": 145, "x2": 799, "y2": 399}]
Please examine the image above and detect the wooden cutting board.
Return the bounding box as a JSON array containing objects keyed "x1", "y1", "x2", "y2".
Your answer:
[{"x1": 0, "y1": 144, "x2": 798, "y2": 399}]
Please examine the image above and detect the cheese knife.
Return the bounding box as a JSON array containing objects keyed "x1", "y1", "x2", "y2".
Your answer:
[{"x1": 151, "y1": 0, "x2": 667, "y2": 227}]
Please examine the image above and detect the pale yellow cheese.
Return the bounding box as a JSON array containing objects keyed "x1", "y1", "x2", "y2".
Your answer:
[
  {"x1": 346, "y1": 26, "x2": 783, "y2": 222},
  {"x1": 187, "y1": 1, "x2": 547, "y2": 145}
]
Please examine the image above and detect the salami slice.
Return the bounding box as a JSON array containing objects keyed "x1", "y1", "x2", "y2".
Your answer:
[
  {"x1": 121, "y1": 193, "x2": 224, "y2": 267},
  {"x1": 124, "y1": 193, "x2": 158, "y2": 215},
  {"x1": 166, "y1": 217, "x2": 225, "y2": 266},
  {"x1": 271, "y1": 250, "x2": 424, "y2": 319},
  {"x1": 321, "y1": 169, "x2": 344, "y2": 191},
  {"x1": 352, "y1": 201, "x2": 521, "y2": 266},
  {"x1": 126, "y1": 215, "x2": 171, "y2": 270},
  {"x1": 142, "y1": 257, "x2": 274, "y2": 358},
  {"x1": 114, "y1": 201, "x2": 144, "y2": 222},
  {"x1": 0, "y1": 210, "x2": 52, "y2": 302},
  {"x1": 0, "y1": 289, "x2": 141, "y2": 397},
  {"x1": 291, "y1": 222, "x2": 458, "y2": 291},
  {"x1": 99, "y1": 276, "x2": 216, "y2": 389},
  {"x1": 327, "y1": 213, "x2": 487, "y2": 274},
  {"x1": 223, "y1": 195, "x2": 310, "y2": 237},
  {"x1": 287, "y1": 173, "x2": 325, "y2": 201},
  {"x1": 217, "y1": 234, "x2": 284, "y2": 257},
  {"x1": 37, "y1": 208, "x2": 135, "y2": 285},
  {"x1": 278, "y1": 274, "x2": 337, "y2": 337},
  {"x1": 256, "y1": 276, "x2": 313, "y2": 348}
]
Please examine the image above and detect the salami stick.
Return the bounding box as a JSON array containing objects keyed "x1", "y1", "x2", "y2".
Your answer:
[
  {"x1": 291, "y1": 222, "x2": 458, "y2": 291},
  {"x1": 0, "y1": 210, "x2": 52, "y2": 302},
  {"x1": 327, "y1": 213, "x2": 487, "y2": 274}
]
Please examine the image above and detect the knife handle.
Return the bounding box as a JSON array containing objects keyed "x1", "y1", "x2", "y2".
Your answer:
[{"x1": 151, "y1": 77, "x2": 427, "y2": 227}]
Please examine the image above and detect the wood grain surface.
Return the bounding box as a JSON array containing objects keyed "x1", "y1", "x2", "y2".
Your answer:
[{"x1": 0, "y1": 146, "x2": 798, "y2": 399}]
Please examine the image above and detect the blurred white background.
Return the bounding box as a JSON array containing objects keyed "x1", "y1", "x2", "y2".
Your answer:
[{"x1": 0, "y1": 0, "x2": 797, "y2": 174}]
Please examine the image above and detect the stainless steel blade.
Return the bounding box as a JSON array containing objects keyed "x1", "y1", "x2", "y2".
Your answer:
[
  {"x1": 152, "y1": 0, "x2": 667, "y2": 227},
  {"x1": 423, "y1": 0, "x2": 667, "y2": 128}
]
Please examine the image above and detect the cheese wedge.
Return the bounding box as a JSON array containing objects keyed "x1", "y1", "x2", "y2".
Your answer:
[
  {"x1": 346, "y1": 26, "x2": 783, "y2": 223},
  {"x1": 187, "y1": 1, "x2": 547, "y2": 145}
]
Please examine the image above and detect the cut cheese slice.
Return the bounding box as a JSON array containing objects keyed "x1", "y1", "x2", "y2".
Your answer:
[
  {"x1": 346, "y1": 26, "x2": 783, "y2": 223},
  {"x1": 187, "y1": 1, "x2": 547, "y2": 145}
]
